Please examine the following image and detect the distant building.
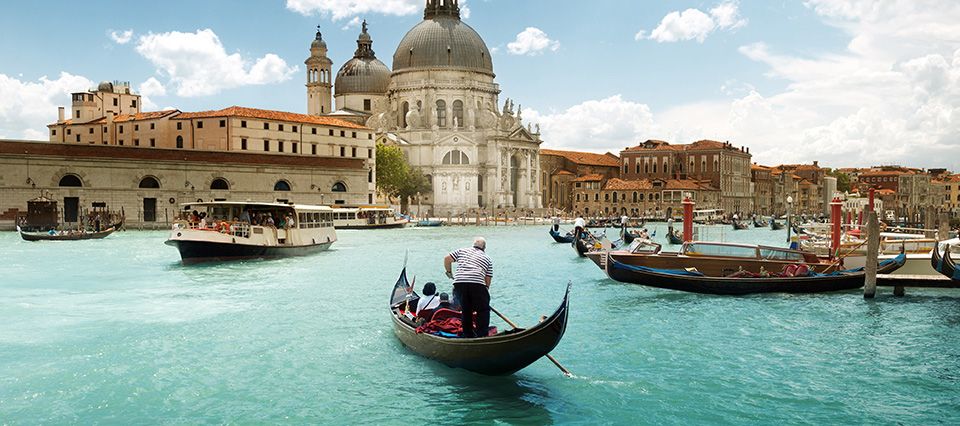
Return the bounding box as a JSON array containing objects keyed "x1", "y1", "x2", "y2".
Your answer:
[
  {"x1": 751, "y1": 164, "x2": 774, "y2": 215},
  {"x1": 571, "y1": 177, "x2": 719, "y2": 218},
  {"x1": 539, "y1": 149, "x2": 620, "y2": 212},
  {"x1": 619, "y1": 139, "x2": 752, "y2": 214}
]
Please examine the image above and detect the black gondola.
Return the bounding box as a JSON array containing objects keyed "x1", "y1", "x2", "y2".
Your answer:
[
  {"x1": 18, "y1": 225, "x2": 116, "y2": 241},
  {"x1": 622, "y1": 227, "x2": 642, "y2": 245},
  {"x1": 931, "y1": 243, "x2": 960, "y2": 280},
  {"x1": 604, "y1": 252, "x2": 906, "y2": 295},
  {"x1": 666, "y1": 229, "x2": 683, "y2": 245},
  {"x1": 389, "y1": 267, "x2": 570, "y2": 376},
  {"x1": 753, "y1": 218, "x2": 768, "y2": 228},
  {"x1": 732, "y1": 221, "x2": 750, "y2": 230},
  {"x1": 549, "y1": 228, "x2": 574, "y2": 244},
  {"x1": 770, "y1": 220, "x2": 785, "y2": 230}
]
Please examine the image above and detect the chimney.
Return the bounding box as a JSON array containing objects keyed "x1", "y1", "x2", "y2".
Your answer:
[
  {"x1": 813, "y1": 160, "x2": 819, "y2": 167},
  {"x1": 58, "y1": 107, "x2": 65, "y2": 123},
  {"x1": 746, "y1": 147, "x2": 750, "y2": 154}
]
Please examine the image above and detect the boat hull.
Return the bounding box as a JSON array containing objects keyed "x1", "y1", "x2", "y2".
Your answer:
[
  {"x1": 19, "y1": 227, "x2": 115, "y2": 241},
  {"x1": 602, "y1": 251, "x2": 834, "y2": 276},
  {"x1": 165, "y1": 239, "x2": 332, "y2": 264},
  {"x1": 549, "y1": 229, "x2": 574, "y2": 243},
  {"x1": 336, "y1": 221, "x2": 407, "y2": 230}
]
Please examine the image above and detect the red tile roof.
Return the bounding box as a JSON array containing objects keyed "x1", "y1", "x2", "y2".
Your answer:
[
  {"x1": 540, "y1": 149, "x2": 621, "y2": 167},
  {"x1": 623, "y1": 139, "x2": 745, "y2": 153},
  {"x1": 662, "y1": 179, "x2": 718, "y2": 190},
  {"x1": 572, "y1": 174, "x2": 604, "y2": 182},
  {"x1": 174, "y1": 106, "x2": 367, "y2": 129},
  {"x1": 603, "y1": 178, "x2": 653, "y2": 190},
  {"x1": 554, "y1": 170, "x2": 575, "y2": 176}
]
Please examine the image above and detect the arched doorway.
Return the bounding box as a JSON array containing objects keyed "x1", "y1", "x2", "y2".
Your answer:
[{"x1": 58, "y1": 174, "x2": 82, "y2": 223}]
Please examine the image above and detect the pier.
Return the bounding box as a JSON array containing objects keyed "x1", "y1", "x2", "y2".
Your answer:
[{"x1": 863, "y1": 209, "x2": 958, "y2": 297}]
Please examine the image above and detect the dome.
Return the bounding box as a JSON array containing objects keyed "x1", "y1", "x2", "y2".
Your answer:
[
  {"x1": 392, "y1": 15, "x2": 493, "y2": 75},
  {"x1": 335, "y1": 58, "x2": 391, "y2": 95},
  {"x1": 311, "y1": 30, "x2": 326, "y2": 50},
  {"x1": 97, "y1": 81, "x2": 114, "y2": 92}
]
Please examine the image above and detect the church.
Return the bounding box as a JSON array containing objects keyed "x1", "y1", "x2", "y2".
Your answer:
[{"x1": 311, "y1": 0, "x2": 544, "y2": 215}]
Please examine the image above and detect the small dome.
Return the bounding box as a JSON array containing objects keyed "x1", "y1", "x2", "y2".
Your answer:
[
  {"x1": 311, "y1": 30, "x2": 326, "y2": 50},
  {"x1": 97, "y1": 81, "x2": 114, "y2": 92},
  {"x1": 335, "y1": 57, "x2": 391, "y2": 95},
  {"x1": 392, "y1": 15, "x2": 493, "y2": 75}
]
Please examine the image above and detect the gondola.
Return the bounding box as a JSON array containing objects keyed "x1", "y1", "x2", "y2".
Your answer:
[
  {"x1": 931, "y1": 243, "x2": 960, "y2": 280},
  {"x1": 667, "y1": 229, "x2": 683, "y2": 245},
  {"x1": 17, "y1": 225, "x2": 116, "y2": 241},
  {"x1": 753, "y1": 218, "x2": 768, "y2": 228},
  {"x1": 622, "y1": 228, "x2": 643, "y2": 245},
  {"x1": 417, "y1": 219, "x2": 444, "y2": 227},
  {"x1": 604, "y1": 252, "x2": 906, "y2": 295},
  {"x1": 770, "y1": 220, "x2": 785, "y2": 231},
  {"x1": 732, "y1": 221, "x2": 750, "y2": 230},
  {"x1": 389, "y1": 267, "x2": 570, "y2": 376},
  {"x1": 549, "y1": 228, "x2": 574, "y2": 244}
]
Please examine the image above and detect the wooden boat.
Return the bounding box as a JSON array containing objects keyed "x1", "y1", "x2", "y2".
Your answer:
[
  {"x1": 753, "y1": 218, "x2": 768, "y2": 228},
  {"x1": 667, "y1": 229, "x2": 683, "y2": 245},
  {"x1": 389, "y1": 267, "x2": 570, "y2": 375},
  {"x1": 732, "y1": 221, "x2": 750, "y2": 230},
  {"x1": 770, "y1": 220, "x2": 785, "y2": 231},
  {"x1": 549, "y1": 228, "x2": 574, "y2": 243},
  {"x1": 573, "y1": 230, "x2": 618, "y2": 257},
  {"x1": 622, "y1": 228, "x2": 643, "y2": 245},
  {"x1": 18, "y1": 225, "x2": 116, "y2": 241},
  {"x1": 586, "y1": 240, "x2": 662, "y2": 269},
  {"x1": 931, "y1": 243, "x2": 960, "y2": 280},
  {"x1": 165, "y1": 201, "x2": 336, "y2": 263},
  {"x1": 600, "y1": 241, "x2": 837, "y2": 276},
  {"x1": 332, "y1": 205, "x2": 408, "y2": 229},
  {"x1": 417, "y1": 219, "x2": 444, "y2": 227},
  {"x1": 605, "y1": 252, "x2": 906, "y2": 295}
]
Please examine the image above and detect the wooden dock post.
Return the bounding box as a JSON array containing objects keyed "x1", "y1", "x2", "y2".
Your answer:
[
  {"x1": 864, "y1": 211, "x2": 879, "y2": 299},
  {"x1": 939, "y1": 212, "x2": 950, "y2": 240}
]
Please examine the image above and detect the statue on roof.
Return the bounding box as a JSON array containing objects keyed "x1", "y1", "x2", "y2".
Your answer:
[{"x1": 362, "y1": 20, "x2": 368, "y2": 33}]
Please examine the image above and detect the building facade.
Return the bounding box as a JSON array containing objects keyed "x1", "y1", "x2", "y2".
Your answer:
[
  {"x1": 539, "y1": 149, "x2": 620, "y2": 213},
  {"x1": 571, "y1": 177, "x2": 719, "y2": 219}
]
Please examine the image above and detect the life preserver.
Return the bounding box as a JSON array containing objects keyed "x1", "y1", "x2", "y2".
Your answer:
[{"x1": 217, "y1": 221, "x2": 230, "y2": 233}]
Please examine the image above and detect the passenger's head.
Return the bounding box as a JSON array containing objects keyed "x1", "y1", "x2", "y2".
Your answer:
[
  {"x1": 422, "y1": 282, "x2": 437, "y2": 296},
  {"x1": 473, "y1": 236, "x2": 486, "y2": 250},
  {"x1": 439, "y1": 292, "x2": 449, "y2": 303}
]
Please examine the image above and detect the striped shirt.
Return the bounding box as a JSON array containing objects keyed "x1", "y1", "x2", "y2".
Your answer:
[{"x1": 449, "y1": 246, "x2": 493, "y2": 285}]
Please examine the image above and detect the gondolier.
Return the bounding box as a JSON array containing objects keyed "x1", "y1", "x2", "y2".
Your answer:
[{"x1": 444, "y1": 237, "x2": 494, "y2": 338}]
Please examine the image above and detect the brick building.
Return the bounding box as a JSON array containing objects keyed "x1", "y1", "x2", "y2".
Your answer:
[{"x1": 539, "y1": 149, "x2": 620, "y2": 213}]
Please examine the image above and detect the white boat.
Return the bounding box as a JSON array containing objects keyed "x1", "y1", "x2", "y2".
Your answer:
[
  {"x1": 165, "y1": 201, "x2": 337, "y2": 263},
  {"x1": 331, "y1": 205, "x2": 408, "y2": 229},
  {"x1": 841, "y1": 238, "x2": 960, "y2": 276}
]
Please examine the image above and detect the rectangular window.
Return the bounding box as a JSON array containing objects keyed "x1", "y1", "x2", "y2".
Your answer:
[
  {"x1": 119, "y1": 139, "x2": 123, "y2": 145},
  {"x1": 75, "y1": 110, "x2": 80, "y2": 118},
  {"x1": 264, "y1": 122, "x2": 270, "y2": 130},
  {"x1": 134, "y1": 124, "x2": 139, "y2": 131},
  {"x1": 150, "y1": 138, "x2": 155, "y2": 147},
  {"x1": 279, "y1": 141, "x2": 285, "y2": 153},
  {"x1": 102, "y1": 126, "x2": 107, "y2": 133},
  {"x1": 241, "y1": 120, "x2": 247, "y2": 128},
  {"x1": 241, "y1": 138, "x2": 247, "y2": 150},
  {"x1": 150, "y1": 123, "x2": 155, "y2": 130},
  {"x1": 367, "y1": 149, "x2": 372, "y2": 159},
  {"x1": 368, "y1": 134, "x2": 372, "y2": 140},
  {"x1": 89, "y1": 128, "x2": 94, "y2": 134},
  {"x1": 263, "y1": 140, "x2": 269, "y2": 151},
  {"x1": 66, "y1": 129, "x2": 71, "y2": 135},
  {"x1": 292, "y1": 125, "x2": 297, "y2": 132},
  {"x1": 340, "y1": 146, "x2": 345, "y2": 156},
  {"x1": 119, "y1": 125, "x2": 124, "y2": 134},
  {"x1": 75, "y1": 135, "x2": 80, "y2": 142},
  {"x1": 352, "y1": 131, "x2": 357, "y2": 138},
  {"x1": 219, "y1": 119, "x2": 225, "y2": 128},
  {"x1": 177, "y1": 122, "x2": 182, "y2": 130},
  {"x1": 134, "y1": 138, "x2": 140, "y2": 146},
  {"x1": 131, "y1": 100, "x2": 137, "y2": 108},
  {"x1": 52, "y1": 129, "x2": 57, "y2": 135},
  {"x1": 113, "y1": 98, "x2": 118, "y2": 106},
  {"x1": 352, "y1": 147, "x2": 357, "y2": 157},
  {"x1": 292, "y1": 142, "x2": 298, "y2": 153},
  {"x1": 279, "y1": 124, "x2": 284, "y2": 131},
  {"x1": 197, "y1": 121, "x2": 203, "y2": 129},
  {"x1": 312, "y1": 127, "x2": 317, "y2": 135},
  {"x1": 311, "y1": 144, "x2": 317, "y2": 155},
  {"x1": 363, "y1": 99, "x2": 371, "y2": 111},
  {"x1": 340, "y1": 130, "x2": 345, "y2": 137},
  {"x1": 329, "y1": 129, "x2": 334, "y2": 136}
]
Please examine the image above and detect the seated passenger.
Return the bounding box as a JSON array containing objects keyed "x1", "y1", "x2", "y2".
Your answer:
[
  {"x1": 436, "y1": 292, "x2": 452, "y2": 310},
  {"x1": 416, "y1": 282, "x2": 440, "y2": 315}
]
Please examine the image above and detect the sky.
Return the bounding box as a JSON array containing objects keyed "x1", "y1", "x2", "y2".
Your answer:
[{"x1": 1, "y1": 0, "x2": 959, "y2": 170}]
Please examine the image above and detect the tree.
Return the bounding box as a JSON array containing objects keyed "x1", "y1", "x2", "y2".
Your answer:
[
  {"x1": 829, "y1": 169, "x2": 852, "y2": 192},
  {"x1": 375, "y1": 143, "x2": 432, "y2": 213}
]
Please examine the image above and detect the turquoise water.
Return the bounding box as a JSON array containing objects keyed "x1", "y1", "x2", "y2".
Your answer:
[{"x1": 1, "y1": 224, "x2": 959, "y2": 424}]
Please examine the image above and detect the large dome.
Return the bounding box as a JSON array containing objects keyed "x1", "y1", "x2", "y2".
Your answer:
[
  {"x1": 335, "y1": 57, "x2": 391, "y2": 95},
  {"x1": 392, "y1": 15, "x2": 493, "y2": 75}
]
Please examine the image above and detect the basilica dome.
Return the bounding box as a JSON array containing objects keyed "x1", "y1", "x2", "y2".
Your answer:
[
  {"x1": 335, "y1": 22, "x2": 391, "y2": 95},
  {"x1": 392, "y1": 2, "x2": 493, "y2": 76}
]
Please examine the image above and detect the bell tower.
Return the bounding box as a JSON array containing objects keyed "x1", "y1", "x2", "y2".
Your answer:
[{"x1": 306, "y1": 26, "x2": 332, "y2": 115}]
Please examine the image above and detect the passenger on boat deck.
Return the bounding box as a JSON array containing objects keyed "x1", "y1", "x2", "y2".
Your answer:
[
  {"x1": 199, "y1": 212, "x2": 208, "y2": 229},
  {"x1": 416, "y1": 282, "x2": 440, "y2": 315},
  {"x1": 265, "y1": 215, "x2": 275, "y2": 227},
  {"x1": 444, "y1": 237, "x2": 494, "y2": 338},
  {"x1": 239, "y1": 209, "x2": 251, "y2": 224},
  {"x1": 190, "y1": 210, "x2": 200, "y2": 223},
  {"x1": 436, "y1": 292, "x2": 452, "y2": 310}
]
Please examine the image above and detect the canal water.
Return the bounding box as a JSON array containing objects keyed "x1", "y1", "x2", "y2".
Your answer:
[{"x1": 1, "y1": 224, "x2": 958, "y2": 424}]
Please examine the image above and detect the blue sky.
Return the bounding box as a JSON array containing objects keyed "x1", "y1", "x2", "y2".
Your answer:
[{"x1": 2, "y1": 1, "x2": 959, "y2": 170}]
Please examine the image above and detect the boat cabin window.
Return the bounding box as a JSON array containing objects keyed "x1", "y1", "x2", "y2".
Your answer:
[
  {"x1": 684, "y1": 243, "x2": 757, "y2": 259},
  {"x1": 759, "y1": 248, "x2": 805, "y2": 262}
]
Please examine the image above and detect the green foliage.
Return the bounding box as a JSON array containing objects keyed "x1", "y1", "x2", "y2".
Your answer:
[
  {"x1": 375, "y1": 143, "x2": 432, "y2": 212},
  {"x1": 829, "y1": 169, "x2": 852, "y2": 192}
]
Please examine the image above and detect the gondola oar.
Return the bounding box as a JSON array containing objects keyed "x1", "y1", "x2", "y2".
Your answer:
[{"x1": 490, "y1": 306, "x2": 572, "y2": 377}]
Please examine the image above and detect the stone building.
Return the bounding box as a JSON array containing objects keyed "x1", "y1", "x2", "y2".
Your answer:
[
  {"x1": 571, "y1": 177, "x2": 719, "y2": 219},
  {"x1": 751, "y1": 164, "x2": 774, "y2": 215},
  {"x1": 772, "y1": 163, "x2": 826, "y2": 215},
  {"x1": 361, "y1": 0, "x2": 543, "y2": 215},
  {"x1": 539, "y1": 149, "x2": 620, "y2": 213},
  {"x1": 619, "y1": 139, "x2": 752, "y2": 215},
  {"x1": 942, "y1": 174, "x2": 960, "y2": 214}
]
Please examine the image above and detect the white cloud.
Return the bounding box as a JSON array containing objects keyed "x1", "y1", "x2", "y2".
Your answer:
[
  {"x1": 341, "y1": 16, "x2": 362, "y2": 30},
  {"x1": 109, "y1": 29, "x2": 133, "y2": 44},
  {"x1": 506, "y1": 27, "x2": 560, "y2": 56},
  {"x1": 285, "y1": 0, "x2": 421, "y2": 20},
  {"x1": 526, "y1": 95, "x2": 660, "y2": 152},
  {"x1": 135, "y1": 29, "x2": 297, "y2": 97},
  {"x1": 138, "y1": 77, "x2": 166, "y2": 97},
  {"x1": 639, "y1": 1, "x2": 747, "y2": 43},
  {"x1": 0, "y1": 72, "x2": 94, "y2": 140}
]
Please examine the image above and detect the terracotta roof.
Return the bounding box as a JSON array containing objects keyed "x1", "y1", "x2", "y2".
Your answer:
[
  {"x1": 751, "y1": 164, "x2": 771, "y2": 171},
  {"x1": 539, "y1": 149, "x2": 620, "y2": 167},
  {"x1": 877, "y1": 189, "x2": 896, "y2": 195},
  {"x1": 623, "y1": 139, "x2": 746, "y2": 153},
  {"x1": 662, "y1": 179, "x2": 717, "y2": 190},
  {"x1": 554, "y1": 170, "x2": 575, "y2": 176},
  {"x1": 174, "y1": 106, "x2": 367, "y2": 129},
  {"x1": 603, "y1": 178, "x2": 653, "y2": 190},
  {"x1": 686, "y1": 139, "x2": 727, "y2": 151},
  {"x1": 572, "y1": 174, "x2": 604, "y2": 182},
  {"x1": 859, "y1": 170, "x2": 905, "y2": 177},
  {"x1": 778, "y1": 163, "x2": 823, "y2": 171}
]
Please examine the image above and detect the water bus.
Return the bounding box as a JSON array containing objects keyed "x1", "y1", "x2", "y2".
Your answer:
[
  {"x1": 165, "y1": 201, "x2": 336, "y2": 263},
  {"x1": 331, "y1": 205, "x2": 408, "y2": 229}
]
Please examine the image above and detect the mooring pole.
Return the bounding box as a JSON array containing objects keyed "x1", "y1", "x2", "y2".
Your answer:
[
  {"x1": 682, "y1": 196, "x2": 694, "y2": 243},
  {"x1": 830, "y1": 196, "x2": 843, "y2": 259},
  {"x1": 864, "y1": 211, "x2": 879, "y2": 299}
]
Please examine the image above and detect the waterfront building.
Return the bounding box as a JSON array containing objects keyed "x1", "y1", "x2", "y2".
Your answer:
[
  {"x1": 942, "y1": 174, "x2": 960, "y2": 214},
  {"x1": 619, "y1": 139, "x2": 752, "y2": 215},
  {"x1": 571, "y1": 177, "x2": 719, "y2": 219},
  {"x1": 365, "y1": 0, "x2": 543, "y2": 215},
  {"x1": 772, "y1": 163, "x2": 826, "y2": 215},
  {"x1": 751, "y1": 164, "x2": 774, "y2": 216},
  {"x1": 539, "y1": 149, "x2": 620, "y2": 213}
]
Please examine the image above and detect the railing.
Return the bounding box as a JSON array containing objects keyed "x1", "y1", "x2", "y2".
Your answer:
[{"x1": 173, "y1": 220, "x2": 253, "y2": 238}]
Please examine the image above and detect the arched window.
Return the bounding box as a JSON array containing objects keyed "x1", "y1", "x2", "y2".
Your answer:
[
  {"x1": 632, "y1": 192, "x2": 638, "y2": 202},
  {"x1": 442, "y1": 150, "x2": 469, "y2": 165},
  {"x1": 332, "y1": 182, "x2": 347, "y2": 192},
  {"x1": 401, "y1": 101, "x2": 409, "y2": 128},
  {"x1": 59, "y1": 174, "x2": 82, "y2": 187},
  {"x1": 640, "y1": 193, "x2": 646, "y2": 202},
  {"x1": 653, "y1": 162, "x2": 658, "y2": 174},
  {"x1": 210, "y1": 178, "x2": 229, "y2": 190},
  {"x1": 604, "y1": 193, "x2": 610, "y2": 202},
  {"x1": 176, "y1": 135, "x2": 183, "y2": 149},
  {"x1": 436, "y1": 100, "x2": 447, "y2": 127},
  {"x1": 645, "y1": 163, "x2": 649, "y2": 174},
  {"x1": 452, "y1": 100, "x2": 464, "y2": 127},
  {"x1": 138, "y1": 176, "x2": 160, "y2": 189},
  {"x1": 274, "y1": 180, "x2": 291, "y2": 191},
  {"x1": 613, "y1": 192, "x2": 618, "y2": 203},
  {"x1": 635, "y1": 162, "x2": 640, "y2": 174},
  {"x1": 576, "y1": 194, "x2": 580, "y2": 201}
]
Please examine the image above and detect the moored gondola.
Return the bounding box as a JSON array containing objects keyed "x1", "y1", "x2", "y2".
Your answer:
[
  {"x1": 667, "y1": 229, "x2": 684, "y2": 245},
  {"x1": 18, "y1": 225, "x2": 116, "y2": 241},
  {"x1": 931, "y1": 243, "x2": 960, "y2": 280},
  {"x1": 770, "y1": 220, "x2": 785, "y2": 231},
  {"x1": 389, "y1": 267, "x2": 570, "y2": 376},
  {"x1": 732, "y1": 221, "x2": 750, "y2": 230},
  {"x1": 549, "y1": 228, "x2": 575, "y2": 243},
  {"x1": 604, "y1": 252, "x2": 906, "y2": 295}
]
